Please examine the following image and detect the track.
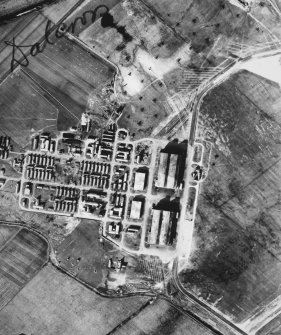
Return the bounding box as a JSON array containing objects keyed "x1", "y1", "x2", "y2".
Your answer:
[{"x1": 172, "y1": 258, "x2": 248, "y2": 335}]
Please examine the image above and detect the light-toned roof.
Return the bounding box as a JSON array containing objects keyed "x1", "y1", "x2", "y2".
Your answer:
[
  {"x1": 134, "y1": 172, "x2": 146, "y2": 191},
  {"x1": 130, "y1": 200, "x2": 142, "y2": 219}
]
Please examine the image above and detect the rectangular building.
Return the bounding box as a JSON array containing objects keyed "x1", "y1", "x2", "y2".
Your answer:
[
  {"x1": 166, "y1": 154, "x2": 178, "y2": 189},
  {"x1": 149, "y1": 209, "x2": 161, "y2": 245},
  {"x1": 156, "y1": 152, "x2": 168, "y2": 187},
  {"x1": 159, "y1": 210, "x2": 171, "y2": 246},
  {"x1": 130, "y1": 200, "x2": 142, "y2": 219},
  {"x1": 134, "y1": 172, "x2": 146, "y2": 191}
]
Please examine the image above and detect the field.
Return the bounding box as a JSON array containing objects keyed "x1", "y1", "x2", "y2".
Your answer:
[
  {"x1": 257, "y1": 313, "x2": 281, "y2": 335},
  {"x1": 0, "y1": 11, "x2": 49, "y2": 80},
  {"x1": 0, "y1": 7, "x2": 116, "y2": 135},
  {"x1": 25, "y1": 34, "x2": 115, "y2": 131},
  {"x1": 0, "y1": 264, "x2": 150, "y2": 335},
  {"x1": 143, "y1": 0, "x2": 281, "y2": 65},
  {"x1": 113, "y1": 298, "x2": 215, "y2": 335},
  {"x1": 0, "y1": 226, "x2": 48, "y2": 311},
  {"x1": 54, "y1": 218, "x2": 113, "y2": 288},
  {"x1": 118, "y1": 80, "x2": 172, "y2": 139},
  {"x1": 0, "y1": 69, "x2": 58, "y2": 151},
  {"x1": 179, "y1": 70, "x2": 281, "y2": 325},
  {"x1": 0, "y1": 0, "x2": 50, "y2": 18},
  {"x1": 53, "y1": 219, "x2": 157, "y2": 293}
]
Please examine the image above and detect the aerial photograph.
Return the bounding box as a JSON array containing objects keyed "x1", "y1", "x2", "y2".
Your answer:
[{"x1": 0, "y1": 0, "x2": 281, "y2": 334}]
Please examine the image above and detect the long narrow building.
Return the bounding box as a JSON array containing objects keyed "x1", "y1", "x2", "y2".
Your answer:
[
  {"x1": 159, "y1": 210, "x2": 171, "y2": 245},
  {"x1": 150, "y1": 209, "x2": 161, "y2": 245},
  {"x1": 166, "y1": 154, "x2": 178, "y2": 189},
  {"x1": 156, "y1": 152, "x2": 169, "y2": 187}
]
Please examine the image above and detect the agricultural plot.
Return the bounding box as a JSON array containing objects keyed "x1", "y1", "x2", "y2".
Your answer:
[
  {"x1": 0, "y1": 11, "x2": 49, "y2": 80},
  {"x1": 0, "y1": 264, "x2": 150, "y2": 335},
  {"x1": 54, "y1": 218, "x2": 112, "y2": 288},
  {"x1": 0, "y1": 226, "x2": 20, "y2": 248},
  {"x1": 179, "y1": 71, "x2": 281, "y2": 325},
  {"x1": 114, "y1": 298, "x2": 215, "y2": 335},
  {"x1": 0, "y1": 0, "x2": 48, "y2": 19},
  {"x1": 0, "y1": 69, "x2": 58, "y2": 151},
  {"x1": 0, "y1": 226, "x2": 48, "y2": 311},
  {"x1": 118, "y1": 81, "x2": 172, "y2": 139},
  {"x1": 24, "y1": 35, "x2": 115, "y2": 131},
  {"x1": 143, "y1": 0, "x2": 281, "y2": 63}
]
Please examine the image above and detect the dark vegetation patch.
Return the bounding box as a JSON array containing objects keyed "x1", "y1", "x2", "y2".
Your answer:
[{"x1": 180, "y1": 70, "x2": 281, "y2": 323}]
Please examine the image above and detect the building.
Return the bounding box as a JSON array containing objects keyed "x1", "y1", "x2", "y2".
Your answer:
[
  {"x1": 166, "y1": 154, "x2": 178, "y2": 188},
  {"x1": 149, "y1": 209, "x2": 161, "y2": 245},
  {"x1": 159, "y1": 210, "x2": 171, "y2": 245},
  {"x1": 134, "y1": 171, "x2": 146, "y2": 191},
  {"x1": 108, "y1": 222, "x2": 121, "y2": 236},
  {"x1": 130, "y1": 200, "x2": 142, "y2": 219},
  {"x1": 156, "y1": 152, "x2": 168, "y2": 187},
  {"x1": 156, "y1": 151, "x2": 180, "y2": 189}
]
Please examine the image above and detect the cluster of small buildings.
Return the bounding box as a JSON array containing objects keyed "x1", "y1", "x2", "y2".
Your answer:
[
  {"x1": 81, "y1": 160, "x2": 110, "y2": 189},
  {"x1": 117, "y1": 129, "x2": 128, "y2": 140},
  {"x1": 50, "y1": 185, "x2": 79, "y2": 213},
  {"x1": 192, "y1": 165, "x2": 204, "y2": 181},
  {"x1": 148, "y1": 208, "x2": 179, "y2": 246},
  {"x1": 80, "y1": 190, "x2": 106, "y2": 216},
  {"x1": 25, "y1": 154, "x2": 56, "y2": 182},
  {"x1": 13, "y1": 154, "x2": 25, "y2": 173},
  {"x1": 107, "y1": 257, "x2": 127, "y2": 272},
  {"x1": 111, "y1": 166, "x2": 128, "y2": 192},
  {"x1": 99, "y1": 124, "x2": 116, "y2": 160},
  {"x1": 156, "y1": 151, "x2": 180, "y2": 189},
  {"x1": 109, "y1": 193, "x2": 126, "y2": 219},
  {"x1": 61, "y1": 136, "x2": 83, "y2": 156},
  {"x1": 81, "y1": 112, "x2": 91, "y2": 132},
  {"x1": 115, "y1": 143, "x2": 133, "y2": 163},
  {"x1": 32, "y1": 133, "x2": 56, "y2": 153},
  {"x1": 0, "y1": 136, "x2": 11, "y2": 159}
]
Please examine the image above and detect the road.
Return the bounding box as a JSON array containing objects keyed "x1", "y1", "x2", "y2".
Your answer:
[
  {"x1": 169, "y1": 47, "x2": 281, "y2": 335},
  {"x1": 172, "y1": 258, "x2": 248, "y2": 335}
]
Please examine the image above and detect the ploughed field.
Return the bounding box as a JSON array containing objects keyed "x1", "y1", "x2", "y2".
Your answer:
[
  {"x1": 0, "y1": 264, "x2": 150, "y2": 335},
  {"x1": 179, "y1": 70, "x2": 281, "y2": 324},
  {"x1": 0, "y1": 226, "x2": 48, "y2": 311},
  {"x1": 0, "y1": 8, "x2": 116, "y2": 135}
]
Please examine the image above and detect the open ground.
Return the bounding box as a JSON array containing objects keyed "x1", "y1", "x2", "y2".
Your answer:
[
  {"x1": 0, "y1": 264, "x2": 150, "y2": 335},
  {"x1": 178, "y1": 70, "x2": 281, "y2": 329},
  {"x1": 0, "y1": 225, "x2": 48, "y2": 311},
  {"x1": 113, "y1": 298, "x2": 216, "y2": 335}
]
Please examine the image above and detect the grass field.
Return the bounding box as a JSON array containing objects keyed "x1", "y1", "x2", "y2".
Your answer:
[
  {"x1": 0, "y1": 264, "x2": 150, "y2": 335},
  {"x1": 179, "y1": 70, "x2": 281, "y2": 325},
  {"x1": 0, "y1": 69, "x2": 58, "y2": 151},
  {"x1": 118, "y1": 80, "x2": 172, "y2": 139},
  {"x1": 0, "y1": 226, "x2": 48, "y2": 311},
  {"x1": 54, "y1": 219, "x2": 155, "y2": 293},
  {"x1": 114, "y1": 298, "x2": 215, "y2": 335},
  {"x1": 54, "y1": 219, "x2": 113, "y2": 288}
]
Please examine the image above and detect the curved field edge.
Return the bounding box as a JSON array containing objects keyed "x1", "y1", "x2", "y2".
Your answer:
[{"x1": 179, "y1": 69, "x2": 281, "y2": 326}]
